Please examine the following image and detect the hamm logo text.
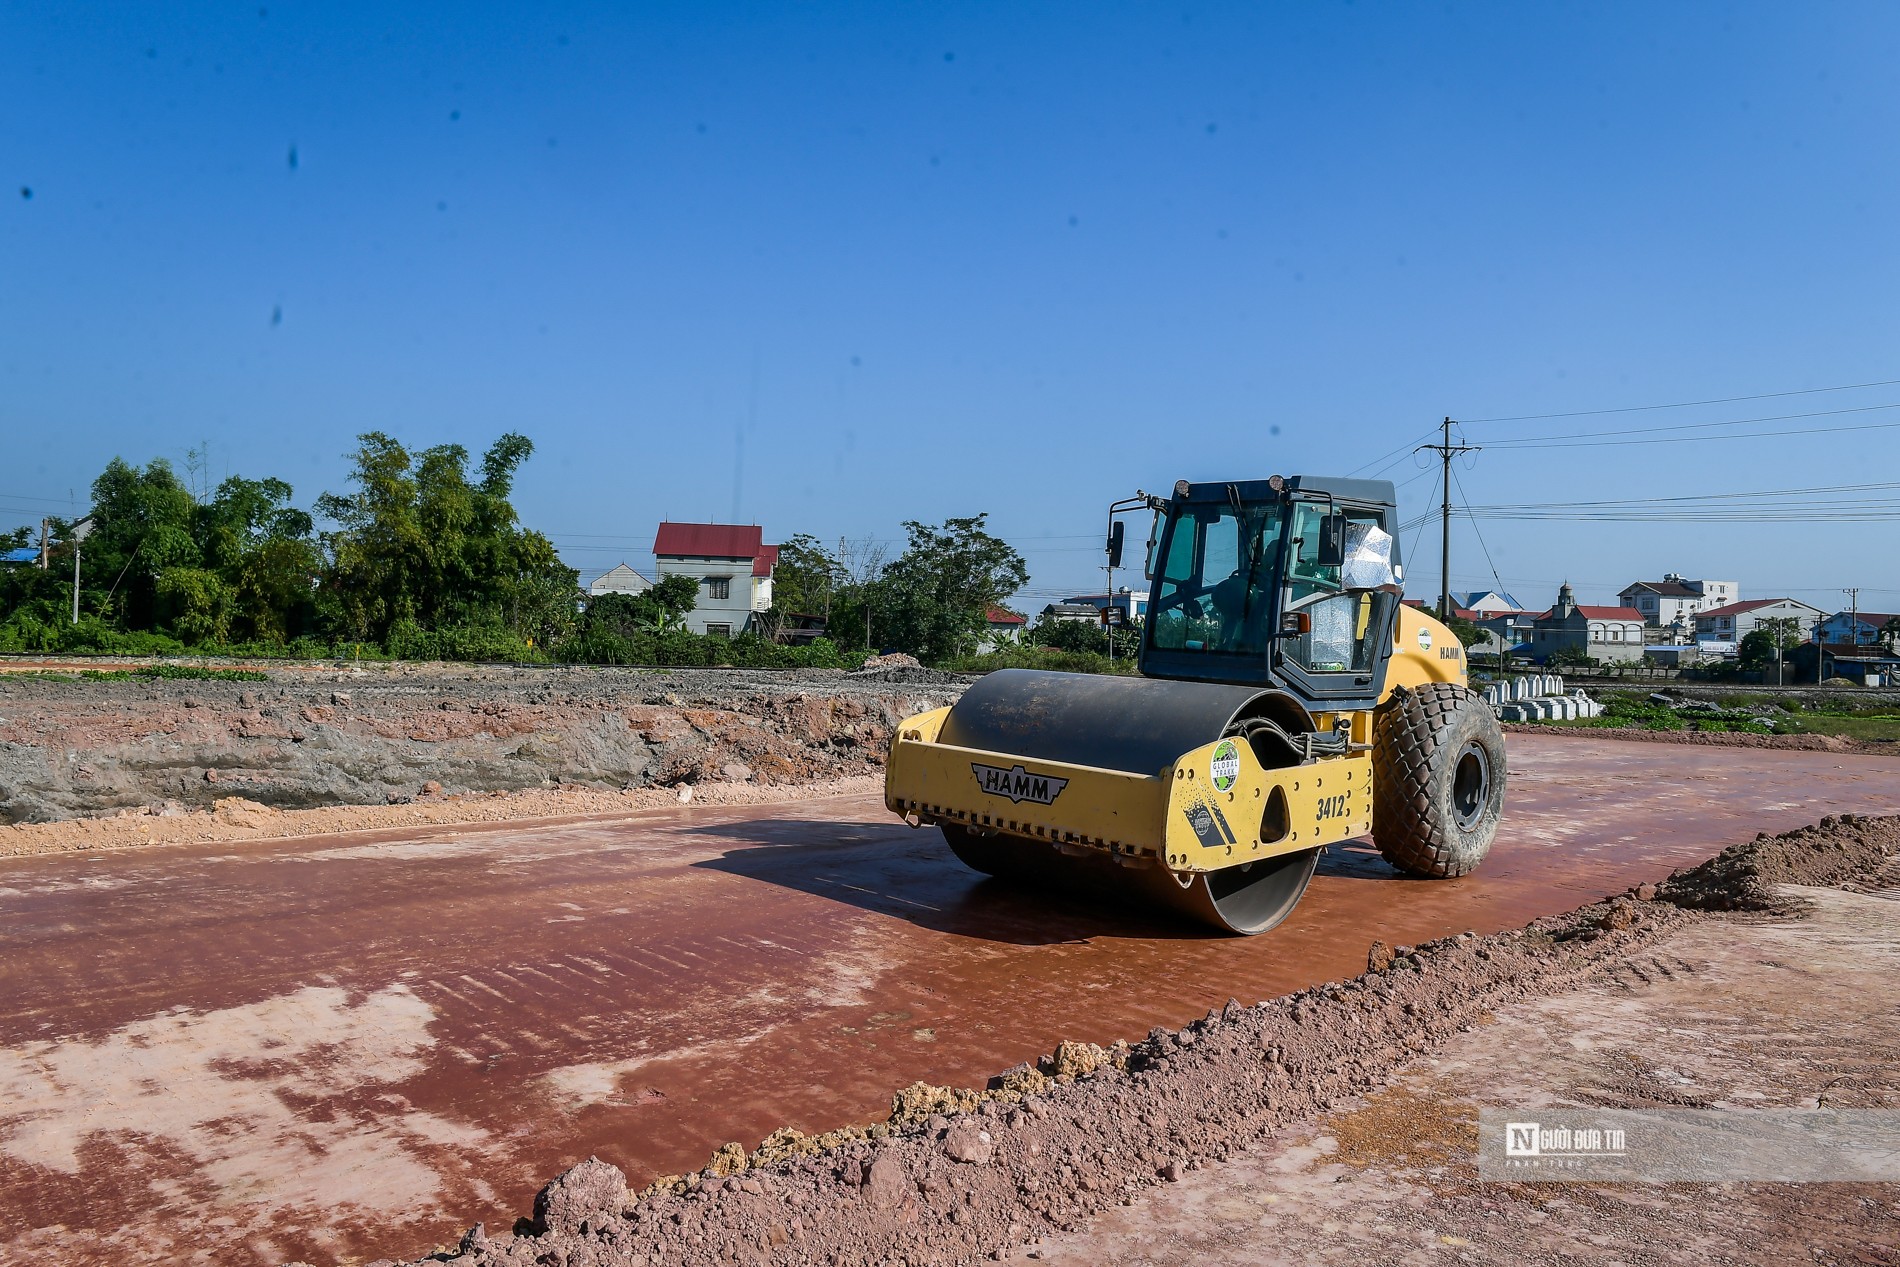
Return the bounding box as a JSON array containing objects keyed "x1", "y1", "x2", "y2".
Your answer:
[{"x1": 971, "y1": 763, "x2": 1069, "y2": 805}]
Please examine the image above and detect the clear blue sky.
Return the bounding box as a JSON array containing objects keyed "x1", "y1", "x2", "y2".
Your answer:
[{"x1": 5, "y1": 2, "x2": 1898, "y2": 614}]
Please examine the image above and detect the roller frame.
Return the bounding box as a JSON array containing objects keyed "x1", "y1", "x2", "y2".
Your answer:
[{"x1": 884, "y1": 704, "x2": 1371, "y2": 874}]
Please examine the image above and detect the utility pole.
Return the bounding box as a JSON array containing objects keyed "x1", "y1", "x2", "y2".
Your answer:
[
  {"x1": 68, "y1": 517, "x2": 95, "y2": 624},
  {"x1": 37, "y1": 519, "x2": 50, "y2": 569},
  {"x1": 1844, "y1": 587, "x2": 1861, "y2": 647},
  {"x1": 1416, "y1": 417, "x2": 1479, "y2": 619}
]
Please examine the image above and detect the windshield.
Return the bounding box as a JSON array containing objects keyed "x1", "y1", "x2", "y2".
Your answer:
[{"x1": 1145, "y1": 503, "x2": 1285, "y2": 656}]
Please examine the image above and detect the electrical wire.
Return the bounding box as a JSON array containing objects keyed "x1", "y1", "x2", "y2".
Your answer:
[
  {"x1": 1462, "y1": 376, "x2": 1900, "y2": 423},
  {"x1": 1448, "y1": 464, "x2": 1506, "y2": 599},
  {"x1": 1476, "y1": 401, "x2": 1900, "y2": 446}
]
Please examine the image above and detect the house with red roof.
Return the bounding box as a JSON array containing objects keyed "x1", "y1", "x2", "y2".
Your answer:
[
  {"x1": 983, "y1": 606, "x2": 1026, "y2": 650},
  {"x1": 652, "y1": 522, "x2": 779, "y2": 637},
  {"x1": 1526, "y1": 583, "x2": 1648, "y2": 663},
  {"x1": 1616, "y1": 573, "x2": 1738, "y2": 631}
]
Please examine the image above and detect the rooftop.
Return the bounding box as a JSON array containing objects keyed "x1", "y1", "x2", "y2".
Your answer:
[
  {"x1": 1537, "y1": 604, "x2": 1645, "y2": 621},
  {"x1": 653, "y1": 522, "x2": 768, "y2": 561},
  {"x1": 1696, "y1": 598, "x2": 1814, "y2": 620}
]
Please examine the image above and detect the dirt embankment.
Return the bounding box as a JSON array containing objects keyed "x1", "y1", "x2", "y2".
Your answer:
[
  {"x1": 1500, "y1": 722, "x2": 1889, "y2": 755},
  {"x1": 362, "y1": 815, "x2": 1900, "y2": 1267},
  {"x1": 0, "y1": 664, "x2": 965, "y2": 829}
]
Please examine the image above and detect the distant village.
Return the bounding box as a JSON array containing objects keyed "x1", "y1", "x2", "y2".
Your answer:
[{"x1": 589, "y1": 521, "x2": 1897, "y2": 688}]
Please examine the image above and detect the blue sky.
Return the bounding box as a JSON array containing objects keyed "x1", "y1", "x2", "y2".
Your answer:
[{"x1": 4, "y1": 2, "x2": 1897, "y2": 614}]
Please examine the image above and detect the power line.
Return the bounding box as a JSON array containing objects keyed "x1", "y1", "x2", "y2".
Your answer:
[
  {"x1": 1477, "y1": 416, "x2": 1900, "y2": 452},
  {"x1": 1478, "y1": 401, "x2": 1900, "y2": 446},
  {"x1": 1448, "y1": 464, "x2": 1506, "y2": 600},
  {"x1": 1345, "y1": 428, "x2": 1441, "y2": 479},
  {"x1": 1462, "y1": 376, "x2": 1900, "y2": 423}
]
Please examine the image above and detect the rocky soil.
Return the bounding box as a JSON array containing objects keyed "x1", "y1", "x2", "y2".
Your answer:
[
  {"x1": 0, "y1": 663, "x2": 965, "y2": 827},
  {"x1": 358, "y1": 815, "x2": 1900, "y2": 1267}
]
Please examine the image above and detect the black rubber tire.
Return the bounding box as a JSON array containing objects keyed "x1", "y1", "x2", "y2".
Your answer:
[{"x1": 1371, "y1": 682, "x2": 1506, "y2": 878}]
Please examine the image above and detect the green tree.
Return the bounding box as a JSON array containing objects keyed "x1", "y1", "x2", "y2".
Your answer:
[
  {"x1": 85, "y1": 457, "x2": 201, "y2": 630},
  {"x1": 1737, "y1": 629, "x2": 1776, "y2": 667},
  {"x1": 771, "y1": 534, "x2": 841, "y2": 617},
  {"x1": 1027, "y1": 611, "x2": 1108, "y2": 654},
  {"x1": 873, "y1": 515, "x2": 1028, "y2": 662},
  {"x1": 581, "y1": 575, "x2": 699, "y2": 639},
  {"x1": 155, "y1": 567, "x2": 235, "y2": 645},
  {"x1": 1750, "y1": 615, "x2": 1805, "y2": 683},
  {"x1": 315, "y1": 432, "x2": 576, "y2": 646},
  {"x1": 755, "y1": 533, "x2": 846, "y2": 642},
  {"x1": 200, "y1": 476, "x2": 321, "y2": 642}
]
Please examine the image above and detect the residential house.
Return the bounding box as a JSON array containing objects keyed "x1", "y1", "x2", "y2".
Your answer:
[
  {"x1": 1528, "y1": 583, "x2": 1646, "y2": 664},
  {"x1": 1453, "y1": 589, "x2": 1526, "y2": 616},
  {"x1": 1815, "y1": 610, "x2": 1900, "y2": 649},
  {"x1": 983, "y1": 606, "x2": 1026, "y2": 650},
  {"x1": 1061, "y1": 589, "x2": 1149, "y2": 622},
  {"x1": 1692, "y1": 598, "x2": 1823, "y2": 647},
  {"x1": 652, "y1": 522, "x2": 778, "y2": 637},
  {"x1": 1041, "y1": 602, "x2": 1102, "y2": 624},
  {"x1": 1617, "y1": 574, "x2": 1738, "y2": 635},
  {"x1": 2, "y1": 546, "x2": 40, "y2": 565},
  {"x1": 1791, "y1": 640, "x2": 1900, "y2": 687},
  {"x1": 1473, "y1": 609, "x2": 1537, "y2": 656},
  {"x1": 587, "y1": 563, "x2": 653, "y2": 598}
]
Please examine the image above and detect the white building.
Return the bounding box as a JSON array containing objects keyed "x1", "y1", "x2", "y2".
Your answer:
[
  {"x1": 1693, "y1": 598, "x2": 1823, "y2": 645},
  {"x1": 587, "y1": 563, "x2": 653, "y2": 598},
  {"x1": 1454, "y1": 589, "x2": 1527, "y2": 616},
  {"x1": 1529, "y1": 583, "x2": 1647, "y2": 663},
  {"x1": 1062, "y1": 590, "x2": 1149, "y2": 622},
  {"x1": 653, "y1": 522, "x2": 778, "y2": 637},
  {"x1": 1617, "y1": 574, "x2": 1738, "y2": 632}
]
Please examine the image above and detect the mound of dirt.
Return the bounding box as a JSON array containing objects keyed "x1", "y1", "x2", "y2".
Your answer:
[
  {"x1": 1656, "y1": 812, "x2": 1900, "y2": 911},
  {"x1": 367, "y1": 813, "x2": 1896, "y2": 1267},
  {"x1": 848, "y1": 653, "x2": 968, "y2": 687},
  {"x1": 0, "y1": 666, "x2": 964, "y2": 827}
]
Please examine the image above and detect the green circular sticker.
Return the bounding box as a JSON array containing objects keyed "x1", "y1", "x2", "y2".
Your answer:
[{"x1": 1210, "y1": 739, "x2": 1241, "y2": 792}]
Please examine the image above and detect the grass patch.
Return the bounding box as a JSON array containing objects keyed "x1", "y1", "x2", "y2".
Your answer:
[
  {"x1": 77, "y1": 665, "x2": 270, "y2": 683},
  {"x1": 1770, "y1": 712, "x2": 1900, "y2": 743}
]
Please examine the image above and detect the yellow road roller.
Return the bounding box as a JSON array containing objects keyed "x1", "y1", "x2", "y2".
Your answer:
[{"x1": 884, "y1": 475, "x2": 1506, "y2": 935}]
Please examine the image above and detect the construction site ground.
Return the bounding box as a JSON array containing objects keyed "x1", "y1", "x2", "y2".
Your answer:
[{"x1": 3, "y1": 686, "x2": 1899, "y2": 1266}]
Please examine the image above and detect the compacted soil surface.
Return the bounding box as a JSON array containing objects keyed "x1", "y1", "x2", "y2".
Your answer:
[
  {"x1": 359, "y1": 815, "x2": 1900, "y2": 1267},
  {"x1": 0, "y1": 662, "x2": 962, "y2": 833}
]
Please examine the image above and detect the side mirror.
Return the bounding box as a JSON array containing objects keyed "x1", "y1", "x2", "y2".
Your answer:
[
  {"x1": 1106, "y1": 520, "x2": 1125, "y2": 569},
  {"x1": 1317, "y1": 513, "x2": 1347, "y2": 568}
]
